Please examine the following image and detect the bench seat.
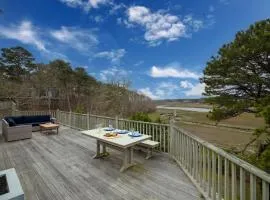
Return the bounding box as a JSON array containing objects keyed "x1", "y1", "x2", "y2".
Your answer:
[{"x1": 137, "y1": 140, "x2": 160, "y2": 159}]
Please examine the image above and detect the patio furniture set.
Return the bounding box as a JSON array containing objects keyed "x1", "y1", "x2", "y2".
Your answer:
[
  {"x1": 1, "y1": 115, "x2": 159, "y2": 172},
  {"x1": 2, "y1": 115, "x2": 59, "y2": 141},
  {"x1": 82, "y1": 128, "x2": 159, "y2": 172}
]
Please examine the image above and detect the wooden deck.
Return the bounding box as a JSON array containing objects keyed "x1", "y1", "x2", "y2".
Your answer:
[{"x1": 0, "y1": 126, "x2": 200, "y2": 200}]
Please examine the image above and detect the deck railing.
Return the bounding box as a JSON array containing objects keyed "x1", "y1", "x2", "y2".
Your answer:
[
  {"x1": 8, "y1": 109, "x2": 270, "y2": 199},
  {"x1": 170, "y1": 124, "x2": 270, "y2": 200},
  {"x1": 55, "y1": 110, "x2": 170, "y2": 152}
]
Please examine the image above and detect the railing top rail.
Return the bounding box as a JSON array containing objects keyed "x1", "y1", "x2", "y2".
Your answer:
[
  {"x1": 173, "y1": 125, "x2": 270, "y2": 183},
  {"x1": 119, "y1": 118, "x2": 170, "y2": 127},
  {"x1": 58, "y1": 110, "x2": 116, "y2": 120},
  {"x1": 58, "y1": 110, "x2": 169, "y2": 126}
]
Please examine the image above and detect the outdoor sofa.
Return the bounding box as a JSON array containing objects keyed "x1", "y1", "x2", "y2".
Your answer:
[{"x1": 2, "y1": 115, "x2": 54, "y2": 142}]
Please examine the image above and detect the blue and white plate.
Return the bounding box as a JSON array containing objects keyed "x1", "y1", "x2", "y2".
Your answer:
[
  {"x1": 115, "y1": 129, "x2": 129, "y2": 134},
  {"x1": 128, "y1": 132, "x2": 142, "y2": 137},
  {"x1": 104, "y1": 127, "x2": 114, "y2": 131}
]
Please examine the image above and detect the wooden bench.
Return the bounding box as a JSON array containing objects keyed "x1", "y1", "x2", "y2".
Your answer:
[{"x1": 137, "y1": 140, "x2": 160, "y2": 159}]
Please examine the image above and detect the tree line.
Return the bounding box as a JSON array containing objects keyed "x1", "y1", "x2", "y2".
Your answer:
[{"x1": 0, "y1": 46, "x2": 155, "y2": 117}]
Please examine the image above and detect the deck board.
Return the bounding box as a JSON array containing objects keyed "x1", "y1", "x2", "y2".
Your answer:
[{"x1": 0, "y1": 126, "x2": 200, "y2": 200}]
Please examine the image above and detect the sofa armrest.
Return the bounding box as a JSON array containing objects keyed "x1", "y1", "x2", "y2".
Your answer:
[
  {"x1": 2, "y1": 119, "x2": 9, "y2": 138},
  {"x1": 2, "y1": 120, "x2": 32, "y2": 142},
  {"x1": 50, "y1": 117, "x2": 57, "y2": 124}
]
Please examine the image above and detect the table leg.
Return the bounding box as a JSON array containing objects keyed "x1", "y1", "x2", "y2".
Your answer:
[
  {"x1": 120, "y1": 149, "x2": 129, "y2": 172},
  {"x1": 93, "y1": 140, "x2": 101, "y2": 158},
  {"x1": 146, "y1": 148, "x2": 153, "y2": 160},
  {"x1": 93, "y1": 141, "x2": 109, "y2": 158},
  {"x1": 129, "y1": 147, "x2": 133, "y2": 163},
  {"x1": 57, "y1": 127, "x2": 59, "y2": 134},
  {"x1": 120, "y1": 147, "x2": 136, "y2": 172}
]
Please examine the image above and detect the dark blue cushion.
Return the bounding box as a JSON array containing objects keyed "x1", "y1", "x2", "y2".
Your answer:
[
  {"x1": 23, "y1": 115, "x2": 51, "y2": 124},
  {"x1": 4, "y1": 117, "x2": 16, "y2": 126},
  {"x1": 5, "y1": 115, "x2": 51, "y2": 126},
  {"x1": 10, "y1": 116, "x2": 25, "y2": 124}
]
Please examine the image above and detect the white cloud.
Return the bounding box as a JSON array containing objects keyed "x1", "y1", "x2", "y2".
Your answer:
[
  {"x1": 99, "y1": 66, "x2": 130, "y2": 82},
  {"x1": 126, "y1": 6, "x2": 186, "y2": 46},
  {"x1": 138, "y1": 87, "x2": 159, "y2": 99},
  {"x1": 180, "y1": 80, "x2": 194, "y2": 89},
  {"x1": 109, "y1": 3, "x2": 126, "y2": 15},
  {"x1": 59, "y1": 0, "x2": 110, "y2": 12},
  {"x1": 185, "y1": 83, "x2": 205, "y2": 96},
  {"x1": 150, "y1": 66, "x2": 200, "y2": 79},
  {"x1": 183, "y1": 15, "x2": 204, "y2": 32},
  {"x1": 92, "y1": 15, "x2": 104, "y2": 23},
  {"x1": 94, "y1": 49, "x2": 126, "y2": 63},
  {"x1": 0, "y1": 21, "x2": 47, "y2": 52},
  {"x1": 134, "y1": 60, "x2": 144, "y2": 66},
  {"x1": 139, "y1": 82, "x2": 179, "y2": 100},
  {"x1": 50, "y1": 26, "x2": 98, "y2": 52}
]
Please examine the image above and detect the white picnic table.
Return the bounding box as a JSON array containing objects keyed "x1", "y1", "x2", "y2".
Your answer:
[{"x1": 81, "y1": 128, "x2": 151, "y2": 172}]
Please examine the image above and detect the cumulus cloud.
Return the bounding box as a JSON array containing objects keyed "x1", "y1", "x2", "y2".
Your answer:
[
  {"x1": 95, "y1": 49, "x2": 126, "y2": 63},
  {"x1": 139, "y1": 82, "x2": 179, "y2": 100},
  {"x1": 59, "y1": 0, "x2": 110, "y2": 12},
  {"x1": 150, "y1": 66, "x2": 200, "y2": 79},
  {"x1": 109, "y1": 3, "x2": 126, "y2": 15},
  {"x1": 124, "y1": 6, "x2": 207, "y2": 46},
  {"x1": 126, "y1": 6, "x2": 186, "y2": 46},
  {"x1": 99, "y1": 66, "x2": 130, "y2": 82},
  {"x1": 0, "y1": 21, "x2": 47, "y2": 52},
  {"x1": 138, "y1": 87, "x2": 159, "y2": 99},
  {"x1": 50, "y1": 26, "x2": 98, "y2": 52},
  {"x1": 134, "y1": 60, "x2": 144, "y2": 66},
  {"x1": 185, "y1": 83, "x2": 205, "y2": 96},
  {"x1": 180, "y1": 80, "x2": 194, "y2": 89},
  {"x1": 183, "y1": 15, "x2": 204, "y2": 32}
]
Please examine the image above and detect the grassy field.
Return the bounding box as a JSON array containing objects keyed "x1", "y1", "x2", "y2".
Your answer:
[
  {"x1": 148, "y1": 103, "x2": 266, "y2": 150},
  {"x1": 153, "y1": 108, "x2": 265, "y2": 129}
]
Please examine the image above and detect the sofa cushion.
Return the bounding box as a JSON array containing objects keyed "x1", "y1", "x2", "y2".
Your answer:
[
  {"x1": 23, "y1": 115, "x2": 51, "y2": 124},
  {"x1": 9, "y1": 116, "x2": 25, "y2": 125},
  {"x1": 4, "y1": 117, "x2": 16, "y2": 127}
]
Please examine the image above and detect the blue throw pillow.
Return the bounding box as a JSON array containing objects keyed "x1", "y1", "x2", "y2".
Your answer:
[{"x1": 6, "y1": 118, "x2": 16, "y2": 126}]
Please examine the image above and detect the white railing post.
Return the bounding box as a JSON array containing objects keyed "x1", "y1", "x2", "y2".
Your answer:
[
  {"x1": 87, "y1": 113, "x2": 90, "y2": 129},
  {"x1": 56, "y1": 109, "x2": 59, "y2": 122},
  {"x1": 115, "y1": 116, "x2": 119, "y2": 129},
  {"x1": 69, "y1": 111, "x2": 72, "y2": 126},
  {"x1": 169, "y1": 118, "x2": 174, "y2": 155}
]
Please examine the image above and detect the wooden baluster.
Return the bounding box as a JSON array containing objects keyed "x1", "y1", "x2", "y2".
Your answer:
[
  {"x1": 224, "y1": 159, "x2": 229, "y2": 200},
  {"x1": 262, "y1": 181, "x2": 269, "y2": 200},
  {"x1": 212, "y1": 152, "x2": 216, "y2": 200},
  {"x1": 208, "y1": 149, "x2": 211, "y2": 197},
  {"x1": 250, "y1": 174, "x2": 256, "y2": 200},
  {"x1": 240, "y1": 168, "x2": 246, "y2": 200},
  {"x1": 188, "y1": 137, "x2": 192, "y2": 172},
  {"x1": 192, "y1": 140, "x2": 195, "y2": 175},
  {"x1": 203, "y1": 146, "x2": 206, "y2": 192},
  {"x1": 163, "y1": 126, "x2": 166, "y2": 152},
  {"x1": 217, "y1": 155, "x2": 222, "y2": 200},
  {"x1": 231, "y1": 163, "x2": 237, "y2": 200}
]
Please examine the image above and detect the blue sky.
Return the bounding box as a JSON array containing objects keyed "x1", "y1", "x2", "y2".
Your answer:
[{"x1": 0, "y1": 0, "x2": 269, "y2": 99}]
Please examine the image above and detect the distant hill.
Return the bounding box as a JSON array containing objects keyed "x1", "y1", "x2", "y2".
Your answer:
[{"x1": 154, "y1": 98, "x2": 205, "y2": 105}]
